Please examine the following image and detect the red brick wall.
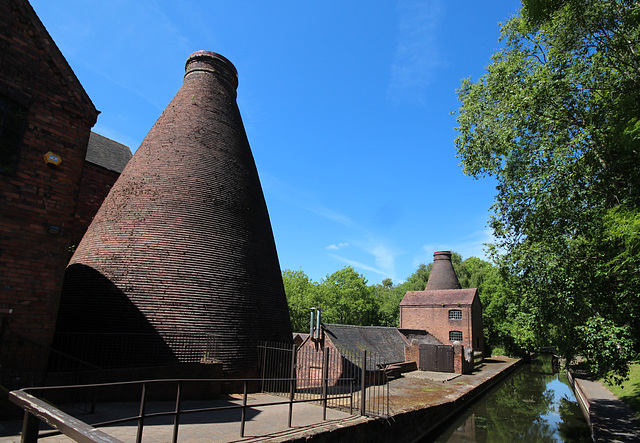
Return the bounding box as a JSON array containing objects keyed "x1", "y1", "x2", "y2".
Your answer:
[
  {"x1": 0, "y1": 0, "x2": 97, "y2": 345},
  {"x1": 72, "y1": 162, "x2": 120, "y2": 248},
  {"x1": 58, "y1": 51, "x2": 291, "y2": 372},
  {"x1": 404, "y1": 341, "x2": 420, "y2": 364},
  {"x1": 400, "y1": 304, "x2": 476, "y2": 350}
]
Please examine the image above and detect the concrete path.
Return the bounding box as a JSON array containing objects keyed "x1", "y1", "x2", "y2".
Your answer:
[
  {"x1": 572, "y1": 375, "x2": 640, "y2": 442},
  {"x1": 0, "y1": 360, "x2": 519, "y2": 443},
  {"x1": 0, "y1": 393, "x2": 363, "y2": 443}
]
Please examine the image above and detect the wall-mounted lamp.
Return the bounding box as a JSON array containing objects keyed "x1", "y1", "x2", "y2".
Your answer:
[
  {"x1": 43, "y1": 151, "x2": 62, "y2": 166},
  {"x1": 47, "y1": 225, "x2": 61, "y2": 235}
]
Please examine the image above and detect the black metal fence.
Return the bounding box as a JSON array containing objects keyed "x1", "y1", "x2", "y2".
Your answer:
[
  {"x1": 51, "y1": 331, "x2": 222, "y2": 369},
  {"x1": 258, "y1": 341, "x2": 390, "y2": 418},
  {"x1": 0, "y1": 318, "x2": 102, "y2": 393}
]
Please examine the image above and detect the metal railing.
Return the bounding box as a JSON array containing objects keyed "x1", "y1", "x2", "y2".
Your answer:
[
  {"x1": 0, "y1": 318, "x2": 101, "y2": 393},
  {"x1": 258, "y1": 341, "x2": 390, "y2": 418},
  {"x1": 10, "y1": 374, "x2": 362, "y2": 443},
  {"x1": 51, "y1": 332, "x2": 222, "y2": 369}
]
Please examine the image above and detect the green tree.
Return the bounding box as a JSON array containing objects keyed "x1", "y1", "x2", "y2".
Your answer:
[
  {"x1": 372, "y1": 278, "x2": 406, "y2": 327},
  {"x1": 455, "y1": 0, "x2": 640, "y2": 380},
  {"x1": 281, "y1": 269, "x2": 318, "y2": 333},
  {"x1": 317, "y1": 266, "x2": 379, "y2": 326},
  {"x1": 403, "y1": 263, "x2": 431, "y2": 291}
]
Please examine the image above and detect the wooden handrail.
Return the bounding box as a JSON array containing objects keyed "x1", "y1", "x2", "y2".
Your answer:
[{"x1": 9, "y1": 390, "x2": 121, "y2": 443}]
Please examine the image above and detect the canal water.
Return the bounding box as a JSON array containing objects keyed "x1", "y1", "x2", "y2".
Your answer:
[{"x1": 429, "y1": 355, "x2": 592, "y2": 442}]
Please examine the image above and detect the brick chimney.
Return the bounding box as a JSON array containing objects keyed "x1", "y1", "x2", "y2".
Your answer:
[
  {"x1": 56, "y1": 51, "x2": 292, "y2": 373},
  {"x1": 424, "y1": 251, "x2": 461, "y2": 290}
]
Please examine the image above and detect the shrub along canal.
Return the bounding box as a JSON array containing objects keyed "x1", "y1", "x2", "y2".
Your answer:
[{"x1": 428, "y1": 354, "x2": 591, "y2": 442}]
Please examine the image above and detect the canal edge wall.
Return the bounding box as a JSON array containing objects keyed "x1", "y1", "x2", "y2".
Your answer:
[
  {"x1": 566, "y1": 370, "x2": 592, "y2": 431},
  {"x1": 286, "y1": 358, "x2": 523, "y2": 443}
]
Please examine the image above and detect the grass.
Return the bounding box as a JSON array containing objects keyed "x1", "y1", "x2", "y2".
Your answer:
[{"x1": 605, "y1": 362, "x2": 640, "y2": 417}]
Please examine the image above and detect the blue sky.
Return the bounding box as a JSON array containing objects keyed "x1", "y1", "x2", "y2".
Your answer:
[{"x1": 31, "y1": 0, "x2": 520, "y2": 285}]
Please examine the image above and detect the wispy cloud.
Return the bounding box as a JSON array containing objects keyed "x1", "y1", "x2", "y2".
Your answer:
[
  {"x1": 326, "y1": 239, "x2": 400, "y2": 282},
  {"x1": 328, "y1": 254, "x2": 389, "y2": 280},
  {"x1": 261, "y1": 173, "x2": 353, "y2": 226},
  {"x1": 387, "y1": 0, "x2": 447, "y2": 105},
  {"x1": 261, "y1": 174, "x2": 400, "y2": 281},
  {"x1": 369, "y1": 243, "x2": 397, "y2": 278},
  {"x1": 326, "y1": 243, "x2": 349, "y2": 250}
]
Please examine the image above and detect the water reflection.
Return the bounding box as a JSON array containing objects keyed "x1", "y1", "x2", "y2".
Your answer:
[{"x1": 429, "y1": 355, "x2": 591, "y2": 442}]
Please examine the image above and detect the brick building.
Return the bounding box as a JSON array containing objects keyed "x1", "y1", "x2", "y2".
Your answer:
[
  {"x1": 296, "y1": 324, "x2": 409, "y2": 388},
  {"x1": 57, "y1": 51, "x2": 292, "y2": 375},
  {"x1": 400, "y1": 251, "x2": 484, "y2": 353},
  {"x1": 72, "y1": 132, "x2": 132, "y2": 249},
  {"x1": 0, "y1": 0, "x2": 99, "y2": 349},
  {"x1": 0, "y1": 1, "x2": 133, "y2": 396}
]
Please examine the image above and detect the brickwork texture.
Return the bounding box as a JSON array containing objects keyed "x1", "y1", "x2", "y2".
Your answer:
[
  {"x1": 58, "y1": 51, "x2": 292, "y2": 372},
  {"x1": 0, "y1": 0, "x2": 98, "y2": 346}
]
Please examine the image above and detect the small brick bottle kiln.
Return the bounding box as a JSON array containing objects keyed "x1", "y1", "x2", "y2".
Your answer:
[{"x1": 56, "y1": 51, "x2": 292, "y2": 373}]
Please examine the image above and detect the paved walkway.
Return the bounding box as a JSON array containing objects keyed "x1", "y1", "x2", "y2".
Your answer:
[
  {"x1": 572, "y1": 374, "x2": 640, "y2": 442},
  {"x1": 0, "y1": 359, "x2": 520, "y2": 442},
  {"x1": 0, "y1": 393, "x2": 364, "y2": 443},
  {"x1": 6, "y1": 358, "x2": 638, "y2": 442},
  {"x1": 0, "y1": 358, "x2": 516, "y2": 443}
]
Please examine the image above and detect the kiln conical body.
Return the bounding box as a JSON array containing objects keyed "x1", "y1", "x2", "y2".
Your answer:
[{"x1": 57, "y1": 51, "x2": 292, "y2": 372}]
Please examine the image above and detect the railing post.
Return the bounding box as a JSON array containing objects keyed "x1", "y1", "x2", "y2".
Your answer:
[
  {"x1": 349, "y1": 374, "x2": 354, "y2": 415},
  {"x1": 288, "y1": 343, "x2": 296, "y2": 428},
  {"x1": 240, "y1": 380, "x2": 248, "y2": 437},
  {"x1": 21, "y1": 411, "x2": 39, "y2": 443},
  {"x1": 172, "y1": 381, "x2": 182, "y2": 443},
  {"x1": 361, "y1": 350, "x2": 367, "y2": 417},
  {"x1": 136, "y1": 382, "x2": 147, "y2": 443},
  {"x1": 261, "y1": 343, "x2": 267, "y2": 393},
  {"x1": 322, "y1": 347, "x2": 329, "y2": 421}
]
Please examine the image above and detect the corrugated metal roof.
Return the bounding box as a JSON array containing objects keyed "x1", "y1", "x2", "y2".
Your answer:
[
  {"x1": 399, "y1": 288, "x2": 478, "y2": 306},
  {"x1": 85, "y1": 132, "x2": 132, "y2": 173},
  {"x1": 323, "y1": 324, "x2": 408, "y2": 364}
]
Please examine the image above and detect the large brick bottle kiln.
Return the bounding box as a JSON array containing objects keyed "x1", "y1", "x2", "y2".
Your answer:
[{"x1": 56, "y1": 51, "x2": 292, "y2": 373}]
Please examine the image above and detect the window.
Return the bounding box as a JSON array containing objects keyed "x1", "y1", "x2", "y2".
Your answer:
[
  {"x1": 448, "y1": 309, "x2": 462, "y2": 320},
  {"x1": 449, "y1": 331, "x2": 463, "y2": 341},
  {"x1": 0, "y1": 98, "x2": 27, "y2": 175}
]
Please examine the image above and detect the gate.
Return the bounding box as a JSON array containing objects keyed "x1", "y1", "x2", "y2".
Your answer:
[
  {"x1": 258, "y1": 341, "x2": 390, "y2": 418},
  {"x1": 419, "y1": 344, "x2": 454, "y2": 372}
]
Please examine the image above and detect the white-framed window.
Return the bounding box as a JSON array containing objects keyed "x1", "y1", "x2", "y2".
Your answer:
[
  {"x1": 448, "y1": 309, "x2": 462, "y2": 320},
  {"x1": 449, "y1": 331, "x2": 463, "y2": 341}
]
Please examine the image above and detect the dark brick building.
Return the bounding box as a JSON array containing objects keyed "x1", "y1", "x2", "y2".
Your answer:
[
  {"x1": 72, "y1": 132, "x2": 132, "y2": 248},
  {"x1": 0, "y1": 0, "x2": 99, "y2": 349},
  {"x1": 57, "y1": 51, "x2": 292, "y2": 374},
  {"x1": 296, "y1": 324, "x2": 409, "y2": 388},
  {"x1": 0, "y1": 2, "x2": 133, "y2": 396},
  {"x1": 400, "y1": 251, "x2": 484, "y2": 353}
]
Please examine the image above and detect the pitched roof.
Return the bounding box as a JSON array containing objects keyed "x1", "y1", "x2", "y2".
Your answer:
[
  {"x1": 323, "y1": 324, "x2": 408, "y2": 364},
  {"x1": 86, "y1": 132, "x2": 132, "y2": 173},
  {"x1": 400, "y1": 288, "x2": 478, "y2": 306},
  {"x1": 10, "y1": 0, "x2": 98, "y2": 121}
]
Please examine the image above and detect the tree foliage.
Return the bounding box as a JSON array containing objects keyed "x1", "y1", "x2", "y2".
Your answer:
[
  {"x1": 281, "y1": 253, "x2": 508, "y2": 348},
  {"x1": 318, "y1": 267, "x2": 379, "y2": 326},
  {"x1": 455, "y1": 0, "x2": 640, "y2": 380},
  {"x1": 282, "y1": 269, "x2": 318, "y2": 333}
]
